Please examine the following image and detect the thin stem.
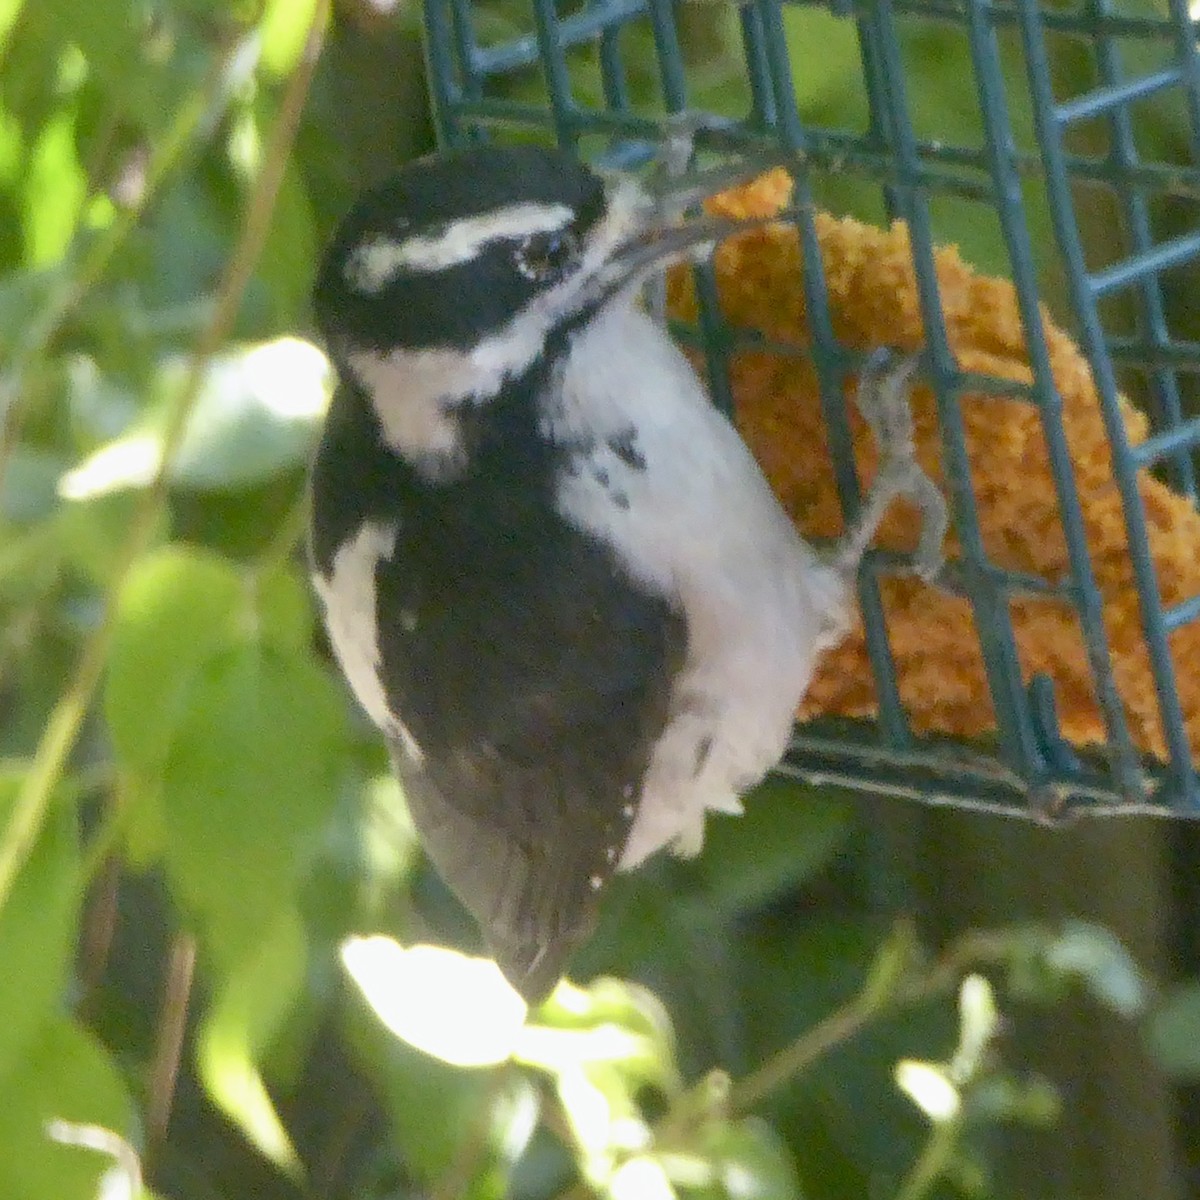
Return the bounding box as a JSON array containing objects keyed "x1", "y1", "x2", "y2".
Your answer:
[
  {"x1": 552, "y1": 927, "x2": 1019, "y2": 1200},
  {"x1": 145, "y1": 933, "x2": 198, "y2": 1158},
  {"x1": 893, "y1": 1120, "x2": 962, "y2": 1200},
  {"x1": 78, "y1": 851, "x2": 122, "y2": 1016},
  {"x1": 725, "y1": 928, "x2": 1010, "y2": 1117},
  {"x1": 0, "y1": 0, "x2": 331, "y2": 917},
  {"x1": 80, "y1": 780, "x2": 132, "y2": 885},
  {"x1": 726, "y1": 989, "x2": 888, "y2": 1115}
]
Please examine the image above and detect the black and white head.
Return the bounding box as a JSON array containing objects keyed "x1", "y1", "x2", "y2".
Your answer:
[{"x1": 311, "y1": 143, "x2": 739, "y2": 474}]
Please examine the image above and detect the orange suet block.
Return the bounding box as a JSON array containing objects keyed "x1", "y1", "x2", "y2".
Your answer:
[{"x1": 667, "y1": 169, "x2": 1200, "y2": 760}]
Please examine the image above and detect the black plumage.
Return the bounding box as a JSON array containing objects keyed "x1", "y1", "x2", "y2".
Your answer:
[{"x1": 310, "y1": 365, "x2": 686, "y2": 999}]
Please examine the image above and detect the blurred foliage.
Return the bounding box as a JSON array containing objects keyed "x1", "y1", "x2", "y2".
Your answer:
[{"x1": 0, "y1": 0, "x2": 1183, "y2": 1199}]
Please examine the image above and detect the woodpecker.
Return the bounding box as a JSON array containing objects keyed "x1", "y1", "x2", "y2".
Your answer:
[{"x1": 309, "y1": 139, "x2": 947, "y2": 1002}]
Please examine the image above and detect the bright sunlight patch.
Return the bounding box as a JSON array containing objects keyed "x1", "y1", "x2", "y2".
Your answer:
[{"x1": 341, "y1": 936, "x2": 529, "y2": 1068}]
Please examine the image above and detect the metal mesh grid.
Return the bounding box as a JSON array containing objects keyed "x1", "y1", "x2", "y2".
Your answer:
[{"x1": 419, "y1": 0, "x2": 1200, "y2": 818}]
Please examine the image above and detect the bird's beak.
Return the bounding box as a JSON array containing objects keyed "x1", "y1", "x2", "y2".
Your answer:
[{"x1": 598, "y1": 147, "x2": 786, "y2": 295}]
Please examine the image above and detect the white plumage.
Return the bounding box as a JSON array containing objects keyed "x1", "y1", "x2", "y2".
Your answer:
[{"x1": 550, "y1": 298, "x2": 849, "y2": 865}]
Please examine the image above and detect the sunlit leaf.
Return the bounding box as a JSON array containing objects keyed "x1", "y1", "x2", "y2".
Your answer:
[
  {"x1": 196, "y1": 910, "x2": 307, "y2": 1175},
  {"x1": 1041, "y1": 920, "x2": 1145, "y2": 1018},
  {"x1": 171, "y1": 336, "x2": 330, "y2": 489},
  {"x1": 521, "y1": 977, "x2": 681, "y2": 1101},
  {"x1": 24, "y1": 105, "x2": 86, "y2": 266},
  {"x1": 553, "y1": 1065, "x2": 629, "y2": 1181},
  {"x1": 608, "y1": 1155, "x2": 674, "y2": 1200},
  {"x1": 949, "y1": 974, "x2": 998, "y2": 1082},
  {"x1": 0, "y1": 1018, "x2": 132, "y2": 1200},
  {"x1": 690, "y1": 1118, "x2": 805, "y2": 1200},
  {"x1": 106, "y1": 545, "x2": 244, "y2": 777},
  {"x1": 540, "y1": 975, "x2": 676, "y2": 1052},
  {"x1": 342, "y1": 983, "x2": 534, "y2": 1186},
  {"x1": 0, "y1": 770, "x2": 80, "y2": 1080},
  {"x1": 160, "y1": 643, "x2": 346, "y2": 961},
  {"x1": 896, "y1": 1060, "x2": 960, "y2": 1123},
  {"x1": 259, "y1": 0, "x2": 322, "y2": 76},
  {"x1": 0, "y1": 0, "x2": 25, "y2": 50},
  {"x1": 60, "y1": 338, "x2": 332, "y2": 497},
  {"x1": 343, "y1": 937, "x2": 529, "y2": 1068}
]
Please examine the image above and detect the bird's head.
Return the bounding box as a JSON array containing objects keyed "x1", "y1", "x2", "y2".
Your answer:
[{"x1": 312, "y1": 143, "x2": 761, "y2": 460}]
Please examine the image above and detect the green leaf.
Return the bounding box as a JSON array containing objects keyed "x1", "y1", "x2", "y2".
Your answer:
[
  {"x1": 168, "y1": 338, "x2": 329, "y2": 490},
  {"x1": 106, "y1": 544, "x2": 244, "y2": 777},
  {"x1": 253, "y1": 565, "x2": 315, "y2": 654},
  {"x1": 519, "y1": 975, "x2": 681, "y2": 1097},
  {"x1": 687, "y1": 1118, "x2": 805, "y2": 1200},
  {"x1": 0, "y1": 1017, "x2": 133, "y2": 1200},
  {"x1": 60, "y1": 339, "x2": 331, "y2": 496},
  {"x1": 344, "y1": 937, "x2": 529, "y2": 1068},
  {"x1": 56, "y1": 490, "x2": 170, "y2": 588},
  {"x1": 0, "y1": 770, "x2": 81, "y2": 1080},
  {"x1": 160, "y1": 642, "x2": 347, "y2": 961},
  {"x1": 343, "y1": 987, "x2": 521, "y2": 1185},
  {"x1": 691, "y1": 781, "x2": 851, "y2": 915},
  {"x1": 0, "y1": 0, "x2": 25, "y2": 49},
  {"x1": 252, "y1": 157, "x2": 319, "y2": 329},
  {"x1": 1148, "y1": 979, "x2": 1200, "y2": 1078},
  {"x1": 196, "y1": 909, "x2": 307, "y2": 1176},
  {"x1": 259, "y1": 0, "x2": 323, "y2": 77},
  {"x1": 1041, "y1": 920, "x2": 1145, "y2": 1018},
  {"x1": 24, "y1": 104, "x2": 86, "y2": 267},
  {"x1": 1004, "y1": 921, "x2": 1146, "y2": 1018},
  {"x1": 0, "y1": 446, "x2": 64, "y2": 524},
  {"x1": 533, "y1": 976, "x2": 681, "y2": 1097}
]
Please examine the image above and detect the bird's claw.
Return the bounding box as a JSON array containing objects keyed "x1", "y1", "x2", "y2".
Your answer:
[
  {"x1": 653, "y1": 111, "x2": 744, "y2": 192},
  {"x1": 833, "y1": 347, "x2": 949, "y2": 583},
  {"x1": 642, "y1": 112, "x2": 734, "y2": 324}
]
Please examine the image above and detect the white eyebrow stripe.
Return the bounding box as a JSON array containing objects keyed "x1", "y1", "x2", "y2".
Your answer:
[{"x1": 345, "y1": 201, "x2": 575, "y2": 291}]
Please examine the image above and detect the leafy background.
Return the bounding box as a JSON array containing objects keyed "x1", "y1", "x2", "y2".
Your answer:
[{"x1": 3, "y1": 1, "x2": 1200, "y2": 1198}]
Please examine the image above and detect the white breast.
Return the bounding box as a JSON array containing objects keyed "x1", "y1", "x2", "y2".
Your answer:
[{"x1": 551, "y1": 300, "x2": 849, "y2": 867}]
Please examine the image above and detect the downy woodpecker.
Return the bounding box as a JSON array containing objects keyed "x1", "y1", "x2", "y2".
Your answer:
[{"x1": 309, "y1": 140, "x2": 946, "y2": 1001}]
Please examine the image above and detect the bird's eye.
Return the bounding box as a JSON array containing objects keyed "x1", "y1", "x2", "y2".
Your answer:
[{"x1": 515, "y1": 229, "x2": 578, "y2": 282}]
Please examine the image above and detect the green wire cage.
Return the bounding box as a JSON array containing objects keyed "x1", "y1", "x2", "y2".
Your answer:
[{"x1": 417, "y1": 0, "x2": 1200, "y2": 819}]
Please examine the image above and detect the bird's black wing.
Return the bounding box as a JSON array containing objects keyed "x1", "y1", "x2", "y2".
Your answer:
[{"x1": 374, "y1": 503, "x2": 686, "y2": 1002}]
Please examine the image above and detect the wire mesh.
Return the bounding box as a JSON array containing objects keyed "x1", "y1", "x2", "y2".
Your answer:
[{"x1": 418, "y1": 0, "x2": 1200, "y2": 819}]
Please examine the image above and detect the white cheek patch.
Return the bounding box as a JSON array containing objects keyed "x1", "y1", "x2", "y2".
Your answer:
[
  {"x1": 345, "y1": 202, "x2": 574, "y2": 290},
  {"x1": 349, "y1": 347, "x2": 471, "y2": 476},
  {"x1": 347, "y1": 297, "x2": 557, "y2": 478}
]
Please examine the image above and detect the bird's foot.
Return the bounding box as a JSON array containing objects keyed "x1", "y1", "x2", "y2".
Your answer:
[{"x1": 832, "y1": 347, "x2": 948, "y2": 583}]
